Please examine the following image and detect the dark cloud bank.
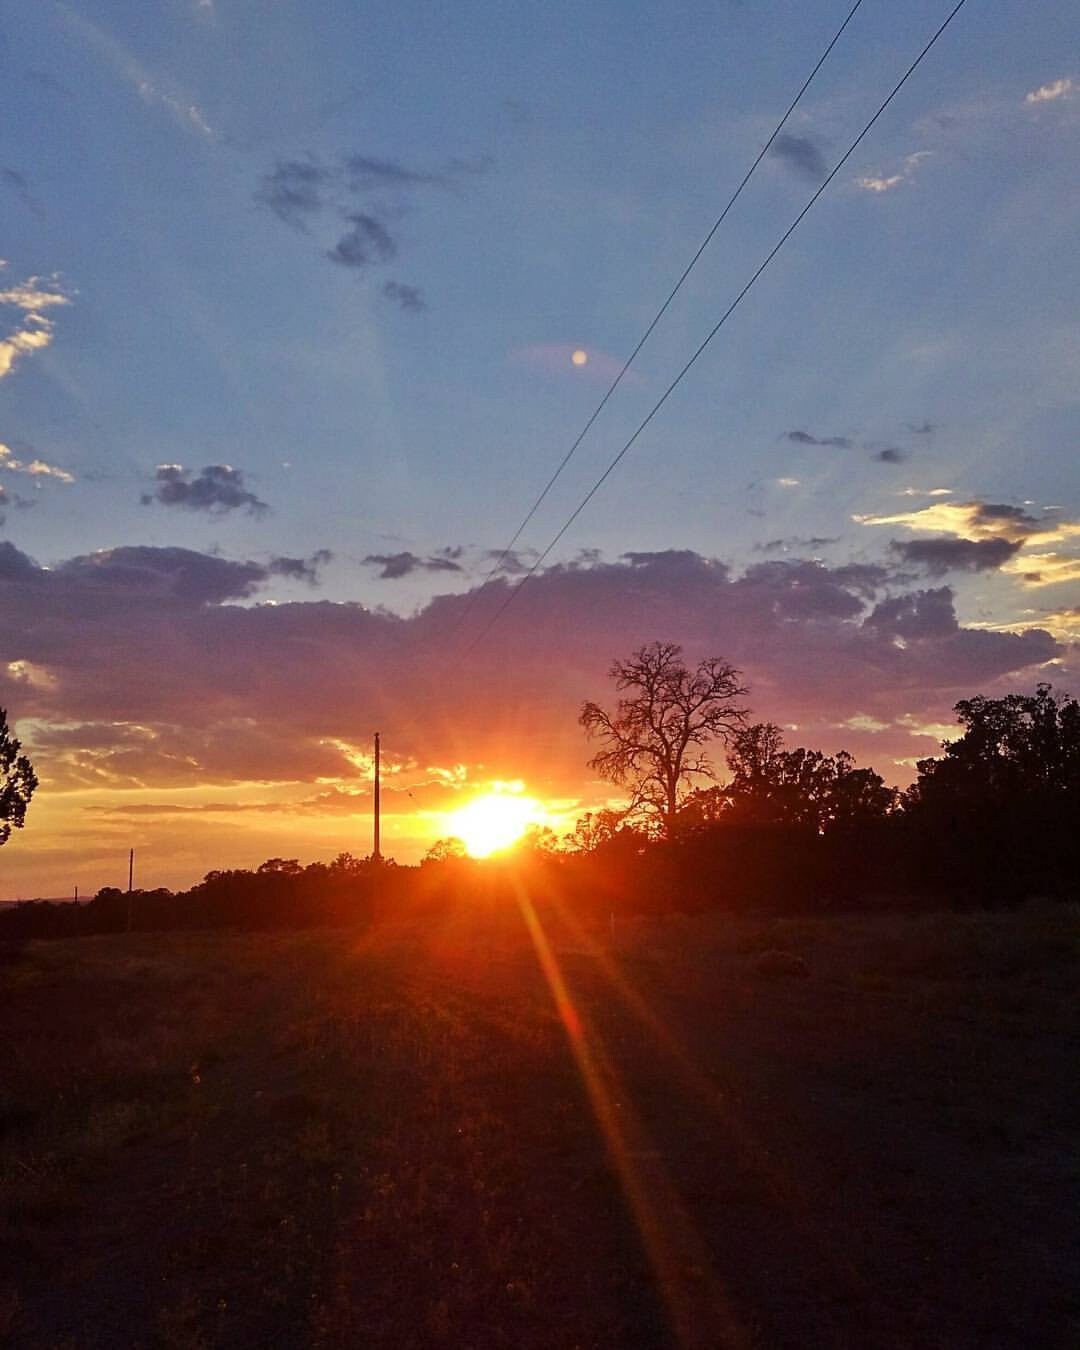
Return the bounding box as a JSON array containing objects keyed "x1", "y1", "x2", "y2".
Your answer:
[
  {"x1": 255, "y1": 149, "x2": 488, "y2": 307},
  {"x1": 891, "y1": 537, "x2": 1022, "y2": 574},
  {"x1": 0, "y1": 541, "x2": 1067, "y2": 796},
  {"x1": 362, "y1": 550, "x2": 462, "y2": 580},
  {"x1": 142, "y1": 464, "x2": 267, "y2": 516},
  {"x1": 785, "y1": 430, "x2": 853, "y2": 450},
  {"x1": 326, "y1": 214, "x2": 396, "y2": 268},
  {"x1": 784, "y1": 430, "x2": 909, "y2": 466}
]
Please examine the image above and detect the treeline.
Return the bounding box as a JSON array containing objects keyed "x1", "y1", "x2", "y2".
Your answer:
[
  {"x1": 2, "y1": 685, "x2": 1077, "y2": 941},
  {"x1": 0, "y1": 854, "x2": 404, "y2": 940},
  {"x1": 576, "y1": 683, "x2": 1080, "y2": 913}
]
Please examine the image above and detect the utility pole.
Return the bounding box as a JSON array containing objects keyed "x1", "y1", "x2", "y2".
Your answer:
[
  {"x1": 127, "y1": 848, "x2": 134, "y2": 932},
  {"x1": 373, "y1": 732, "x2": 381, "y2": 861}
]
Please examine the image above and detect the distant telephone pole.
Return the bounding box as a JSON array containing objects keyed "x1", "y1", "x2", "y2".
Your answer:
[
  {"x1": 373, "y1": 732, "x2": 381, "y2": 861},
  {"x1": 127, "y1": 848, "x2": 134, "y2": 932}
]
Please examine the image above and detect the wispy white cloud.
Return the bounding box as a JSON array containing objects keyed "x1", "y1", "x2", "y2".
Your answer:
[
  {"x1": 136, "y1": 78, "x2": 214, "y2": 135},
  {"x1": 0, "y1": 277, "x2": 71, "y2": 312},
  {"x1": 0, "y1": 319, "x2": 54, "y2": 380},
  {"x1": 0, "y1": 442, "x2": 75, "y2": 484},
  {"x1": 1025, "y1": 77, "x2": 1073, "y2": 105},
  {"x1": 57, "y1": 4, "x2": 215, "y2": 139},
  {"x1": 0, "y1": 262, "x2": 70, "y2": 381},
  {"x1": 899, "y1": 487, "x2": 953, "y2": 497},
  {"x1": 855, "y1": 151, "x2": 933, "y2": 195},
  {"x1": 857, "y1": 174, "x2": 903, "y2": 194},
  {"x1": 840, "y1": 713, "x2": 890, "y2": 733},
  {"x1": 776, "y1": 477, "x2": 800, "y2": 488}
]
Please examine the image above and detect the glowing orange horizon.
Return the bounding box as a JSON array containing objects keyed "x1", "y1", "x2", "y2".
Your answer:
[{"x1": 442, "y1": 786, "x2": 551, "y2": 858}]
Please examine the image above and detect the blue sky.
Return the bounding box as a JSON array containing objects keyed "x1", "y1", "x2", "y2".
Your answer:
[{"x1": 1, "y1": 0, "x2": 1078, "y2": 891}]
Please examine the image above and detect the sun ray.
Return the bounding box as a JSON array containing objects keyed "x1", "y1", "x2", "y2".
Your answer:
[
  {"x1": 533, "y1": 887, "x2": 873, "y2": 1308},
  {"x1": 511, "y1": 877, "x2": 748, "y2": 1349}
]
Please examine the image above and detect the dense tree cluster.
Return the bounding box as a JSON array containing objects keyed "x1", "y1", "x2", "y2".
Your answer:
[
  {"x1": 0, "y1": 853, "x2": 401, "y2": 940},
  {"x1": 898, "y1": 684, "x2": 1080, "y2": 902},
  {"x1": 2, "y1": 665, "x2": 1077, "y2": 942}
]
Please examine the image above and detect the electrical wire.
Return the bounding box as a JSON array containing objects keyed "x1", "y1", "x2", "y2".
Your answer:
[
  {"x1": 450, "y1": 0, "x2": 869, "y2": 639},
  {"x1": 464, "y1": 0, "x2": 970, "y2": 652}
]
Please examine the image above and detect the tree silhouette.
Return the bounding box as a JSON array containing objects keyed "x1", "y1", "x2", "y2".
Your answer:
[
  {"x1": 725, "y1": 722, "x2": 896, "y2": 833},
  {"x1": 580, "y1": 641, "x2": 748, "y2": 839},
  {"x1": 423, "y1": 837, "x2": 468, "y2": 864},
  {"x1": 568, "y1": 808, "x2": 628, "y2": 853},
  {"x1": 902, "y1": 684, "x2": 1080, "y2": 900},
  {"x1": 906, "y1": 684, "x2": 1080, "y2": 808},
  {"x1": 0, "y1": 707, "x2": 37, "y2": 847}
]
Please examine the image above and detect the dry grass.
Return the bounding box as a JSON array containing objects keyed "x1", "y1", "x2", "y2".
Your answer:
[
  {"x1": 1, "y1": 905, "x2": 1078, "y2": 1348},
  {"x1": 635, "y1": 904, "x2": 1080, "y2": 1031}
]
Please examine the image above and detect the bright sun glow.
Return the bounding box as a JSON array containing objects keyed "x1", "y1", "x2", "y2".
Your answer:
[{"x1": 444, "y1": 791, "x2": 545, "y2": 858}]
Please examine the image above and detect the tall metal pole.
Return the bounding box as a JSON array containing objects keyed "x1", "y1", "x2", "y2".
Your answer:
[
  {"x1": 373, "y1": 732, "x2": 381, "y2": 861},
  {"x1": 127, "y1": 848, "x2": 134, "y2": 932}
]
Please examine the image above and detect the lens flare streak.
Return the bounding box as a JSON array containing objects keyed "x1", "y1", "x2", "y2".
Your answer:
[
  {"x1": 536, "y1": 893, "x2": 873, "y2": 1309},
  {"x1": 513, "y1": 880, "x2": 747, "y2": 1349}
]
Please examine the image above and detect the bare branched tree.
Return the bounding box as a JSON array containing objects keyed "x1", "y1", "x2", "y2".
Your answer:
[{"x1": 579, "y1": 641, "x2": 749, "y2": 838}]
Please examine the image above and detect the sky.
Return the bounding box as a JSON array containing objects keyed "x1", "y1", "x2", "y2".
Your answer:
[{"x1": 1, "y1": 0, "x2": 1078, "y2": 895}]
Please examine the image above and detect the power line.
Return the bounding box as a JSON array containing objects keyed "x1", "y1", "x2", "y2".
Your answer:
[
  {"x1": 465, "y1": 0, "x2": 970, "y2": 652},
  {"x1": 451, "y1": 0, "x2": 868, "y2": 639}
]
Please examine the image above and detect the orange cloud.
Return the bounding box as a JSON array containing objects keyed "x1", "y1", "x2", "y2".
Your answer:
[
  {"x1": 857, "y1": 499, "x2": 1080, "y2": 589},
  {"x1": 1, "y1": 542, "x2": 1069, "y2": 895}
]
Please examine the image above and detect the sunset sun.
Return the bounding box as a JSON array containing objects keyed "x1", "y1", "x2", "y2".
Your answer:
[
  {"x1": 444, "y1": 790, "x2": 545, "y2": 858},
  {"x1": 2, "y1": 2, "x2": 1075, "y2": 1344}
]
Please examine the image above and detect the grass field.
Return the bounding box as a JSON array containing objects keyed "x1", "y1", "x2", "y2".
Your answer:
[{"x1": 2, "y1": 903, "x2": 1078, "y2": 1349}]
